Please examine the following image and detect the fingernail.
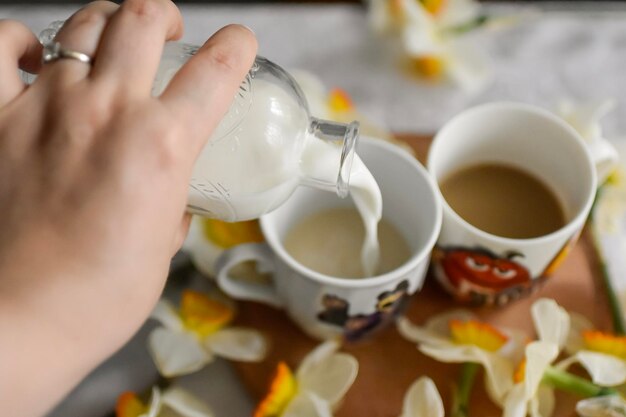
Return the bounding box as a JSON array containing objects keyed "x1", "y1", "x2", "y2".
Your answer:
[{"x1": 240, "y1": 24, "x2": 256, "y2": 35}]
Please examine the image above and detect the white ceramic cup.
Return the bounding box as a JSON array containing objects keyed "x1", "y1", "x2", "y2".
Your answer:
[
  {"x1": 215, "y1": 137, "x2": 442, "y2": 341},
  {"x1": 428, "y1": 102, "x2": 618, "y2": 306}
]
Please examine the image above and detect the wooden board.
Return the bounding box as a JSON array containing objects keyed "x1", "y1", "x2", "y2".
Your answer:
[{"x1": 232, "y1": 134, "x2": 613, "y2": 417}]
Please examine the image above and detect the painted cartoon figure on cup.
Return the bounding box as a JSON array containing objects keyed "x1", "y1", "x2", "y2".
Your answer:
[
  {"x1": 317, "y1": 280, "x2": 411, "y2": 341},
  {"x1": 433, "y1": 246, "x2": 534, "y2": 306}
]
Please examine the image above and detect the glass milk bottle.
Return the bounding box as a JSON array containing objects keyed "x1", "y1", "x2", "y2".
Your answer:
[
  {"x1": 36, "y1": 22, "x2": 360, "y2": 222},
  {"x1": 154, "y1": 43, "x2": 359, "y2": 221}
]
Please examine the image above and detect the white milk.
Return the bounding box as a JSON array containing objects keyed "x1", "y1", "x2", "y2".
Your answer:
[
  {"x1": 301, "y1": 139, "x2": 383, "y2": 276},
  {"x1": 155, "y1": 62, "x2": 382, "y2": 274}
]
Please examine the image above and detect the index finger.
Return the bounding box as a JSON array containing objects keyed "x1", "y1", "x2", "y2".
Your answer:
[{"x1": 159, "y1": 24, "x2": 257, "y2": 157}]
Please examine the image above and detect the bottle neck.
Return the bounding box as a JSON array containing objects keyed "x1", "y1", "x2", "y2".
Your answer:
[{"x1": 300, "y1": 118, "x2": 359, "y2": 198}]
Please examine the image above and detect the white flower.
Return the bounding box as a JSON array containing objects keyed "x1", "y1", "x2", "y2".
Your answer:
[
  {"x1": 594, "y1": 165, "x2": 626, "y2": 235},
  {"x1": 368, "y1": 0, "x2": 491, "y2": 92},
  {"x1": 558, "y1": 311, "x2": 626, "y2": 387},
  {"x1": 253, "y1": 340, "x2": 358, "y2": 417},
  {"x1": 557, "y1": 99, "x2": 620, "y2": 184},
  {"x1": 558, "y1": 100, "x2": 615, "y2": 146},
  {"x1": 576, "y1": 395, "x2": 626, "y2": 417},
  {"x1": 183, "y1": 216, "x2": 264, "y2": 277},
  {"x1": 148, "y1": 290, "x2": 267, "y2": 377},
  {"x1": 399, "y1": 376, "x2": 444, "y2": 417},
  {"x1": 500, "y1": 298, "x2": 570, "y2": 417},
  {"x1": 397, "y1": 309, "x2": 525, "y2": 403},
  {"x1": 116, "y1": 386, "x2": 213, "y2": 417}
]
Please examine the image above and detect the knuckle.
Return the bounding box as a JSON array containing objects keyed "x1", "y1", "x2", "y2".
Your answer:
[
  {"x1": 65, "y1": 6, "x2": 108, "y2": 30},
  {"x1": 122, "y1": 0, "x2": 166, "y2": 23}
]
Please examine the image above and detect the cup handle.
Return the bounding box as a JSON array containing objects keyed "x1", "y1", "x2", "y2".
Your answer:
[
  {"x1": 587, "y1": 137, "x2": 620, "y2": 185},
  {"x1": 215, "y1": 243, "x2": 284, "y2": 308}
]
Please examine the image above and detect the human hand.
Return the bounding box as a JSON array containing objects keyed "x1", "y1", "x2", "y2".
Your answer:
[{"x1": 0, "y1": 1, "x2": 256, "y2": 415}]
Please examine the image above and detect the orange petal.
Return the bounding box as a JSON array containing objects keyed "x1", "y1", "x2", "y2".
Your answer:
[
  {"x1": 327, "y1": 88, "x2": 354, "y2": 114},
  {"x1": 116, "y1": 392, "x2": 147, "y2": 417},
  {"x1": 410, "y1": 56, "x2": 445, "y2": 80},
  {"x1": 202, "y1": 218, "x2": 264, "y2": 249},
  {"x1": 254, "y1": 362, "x2": 298, "y2": 417},
  {"x1": 583, "y1": 330, "x2": 626, "y2": 360},
  {"x1": 420, "y1": 0, "x2": 447, "y2": 15},
  {"x1": 449, "y1": 319, "x2": 509, "y2": 352},
  {"x1": 514, "y1": 359, "x2": 526, "y2": 384},
  {"x1": 180, "y1": 290, "x2": 234, "y2": 338}
]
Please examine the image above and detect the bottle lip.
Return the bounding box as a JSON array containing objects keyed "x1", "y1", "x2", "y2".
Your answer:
[{"x1": 336, "y1": 121, "x2": 360, "y2": 198}]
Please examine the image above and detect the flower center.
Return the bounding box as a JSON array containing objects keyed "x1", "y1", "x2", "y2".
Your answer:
[
  {"x1": 582, "y1": 330, "x2": 626, "y2": 360},
  {"x1": 254, "y1": 362, "x2": 298, "y2": 417},
  {"x1": 410, "y1": 56, "x2": 445, "y2": 80},
  {"x1": 202, "y1": 218, "x2": 264, "y2": 249},
  {"x1": 179, "y1": 290, "x2": 234, "y2": 338},
  {"x1": 514, "y1": 359, "x2": 526, "y2": 384},
  {"x1": 388, "y1": 0, "x2": 405, "y2": 23},
  {"x1": 420, "y1": 0, "x2": 447, "y2": 15},
  {"x1": 327, "y1": 88, "x2": 354, "y2": 114},
  {"x1": 449, "y1": 319, "x2": 509, "y2": 352},
  {"x1": 605, "y1": 166, "x2": 625, "y2": 186},
  {"x1": 116, "y1": 392, "x2": 147, "y2": 417}
]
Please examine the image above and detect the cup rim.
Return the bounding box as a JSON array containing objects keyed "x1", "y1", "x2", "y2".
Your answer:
[
  {"x1": 260, "y1": 136, "x2": 443, "y2": 289},
  {"x1": 427, "y1": 101, "x2": 598, "y2": 246}
]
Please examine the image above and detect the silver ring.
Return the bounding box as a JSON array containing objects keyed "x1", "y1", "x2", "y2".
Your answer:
[{"x1": 42, "y1": 41, "x2": 92, "y2": 65}]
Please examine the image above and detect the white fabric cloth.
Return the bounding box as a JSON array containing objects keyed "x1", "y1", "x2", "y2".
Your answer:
[{"x1": 2, "y1": 3, "x2": 626, "y2": 417}]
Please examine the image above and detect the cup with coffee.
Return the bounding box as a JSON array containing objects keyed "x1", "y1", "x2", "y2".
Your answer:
[
  {"x1": 214, "y1": 137, "x2": 442, "y2": 341},
  {"x1": 428, "y1": 102, "x2": 618, "y2": 306}
]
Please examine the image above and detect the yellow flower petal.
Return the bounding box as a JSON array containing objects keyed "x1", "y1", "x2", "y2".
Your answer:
[
  {"x1": 254, "y1": 362, "x2": 298, "y2": 417},
  {"x1": 148, "y1": 327, "x2": 212, "y2": 377},
  {"x1": 396, "y1": 316, "x2": 453, "y2": 347},
  {"x1": 150, "y1": 300, "x2": 183, "y2": 331},
  {"x1": 536, "y1": 386, "x2": 556, "y2": 417},
  {"x1": 503, "y1": 384, "x2": 526, "y2": 417},
  {"x1": 400, "y1": 377, "x2": 444, "y2": 417},
  {"x1": 327, "y1": 89, "x2": 354, "y2": 114},
  {"x1": 116, "y1": 392, "x2": 147, "y2": 417},
  {"x1": 161, "y1": 387, "x2": 215, "y2": 417},
  {"x1": 204, "y1": 328, "x2": 268, "y2": 362},
  {"x1": 583, "y1": 331, "x2": 626, "y2": 360},
  {"x1": 180, "y1": 290, "x2": 234, "y2": 338},
  {"x1": 419, "y1": 344, "x2": 514, "y2": 401},
  {"x1": 449, "y1": 319, "x2": 508, "y2": 352},
  {"x1": 513, "y1": 359, "x2": 526, "y2": 384},
  {"x1": 577, "y1": 395, "x2": 626, "y2": 417},
  {"x1": 420, "y1": 0, "x2": 447, "y2": 15},
  {"x1": 523, "y1": 342, "x2": 558, "y2": 400},
  {"x1": 295, "y1": 340, "x2": 358, "y2": 407},
  {"x1": 577, "y1": 351, "x2": 626, "y2": 387},
  {"x1": 565, "y1": 312, "x2": 595, "y2": 355},
  {"x1": 531, "y1": 298, "x2": 570, "y2": 349},
  {"x1": 410, "y1": 55, "x2": 445, "y2": 80},
  {"x1": 297, "y1": 351, "x2": 358, "y2": 407},
  {"x1": 202, "y1": 218, "x2": 264, "y2": 249}
]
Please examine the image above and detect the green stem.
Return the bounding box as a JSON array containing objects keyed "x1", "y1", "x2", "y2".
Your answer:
[
  {"x1": 590, "y1": 188, "x2": 626, "y2": 335},
  {"x1": 446, "y1": 15, "x2": 489, "y2": 35},
  {"x1": 452, "y1": 362, "x2": 480, "y2": 417},
  {"x1": 542, "y1": 366, "x2": 617, "y2": 397}
]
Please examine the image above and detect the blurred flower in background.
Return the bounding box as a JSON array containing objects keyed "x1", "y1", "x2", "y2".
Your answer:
[
  {"x1": 254, "y1": 340, "x2": 358, "y2": 417},
  {"x1": 148, "y1": 290, "x2": 267, "y2": 377},
  {"x1": 367, "y1": 0, "x2": 520, "y2": 94},
  {"x1": 399, "y1": 376, "x2": 445, "y2": 417},
  {"x1": 116, "y1": 386, "x2": 213, "y2": 417}
]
